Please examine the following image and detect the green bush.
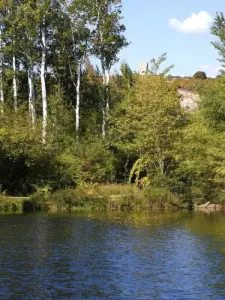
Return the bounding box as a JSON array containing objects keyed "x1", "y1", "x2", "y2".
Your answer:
[
  {"x1": 0, "y1": 194, "x2": 23, "y2": 213},
  {"x1": 193, "y1": 71, "x2": 207, "y2": 79},
  {"x1": 140, "y1": 186, "x2": 183, "y2": 209},
  {"x1": 49, "y1": 188, "x2": 107, "y2": 212}
]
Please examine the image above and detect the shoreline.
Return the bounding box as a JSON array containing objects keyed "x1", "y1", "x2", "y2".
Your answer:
[
  {"x1": 1, "y1": 188, "x2": 225, "y2": 214},
  {"x1": 0, "y1": 187, "x2": 187, "y2": 213}
]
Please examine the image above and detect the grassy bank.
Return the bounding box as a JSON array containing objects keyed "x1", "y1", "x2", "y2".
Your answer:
[
  {"x1": 0, "y1": 184, "x2": 189, "y2": 214},
  {"x1": 31, "y1": 184, "x2": 187, "y2": 213},
  {"x1": 0, "y1": 195, "x2": 29, "y2": 213}
]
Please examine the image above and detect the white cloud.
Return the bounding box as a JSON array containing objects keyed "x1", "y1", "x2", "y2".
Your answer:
[
  {"x1": 199, "y1": 64, "x2": 220, "y2": 77},
  {"x1": 169, "y1": 11, "x2": 213, "y2": 34}
]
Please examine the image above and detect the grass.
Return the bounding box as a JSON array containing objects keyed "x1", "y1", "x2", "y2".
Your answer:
[
  {"x1": 0, "y1": 194, "x2": 28, "y2": 213},
  {"x1": 0, "y1": 184, "x2": 187, "y2": 213},
  {"x1": 29, "y1": 184, "x2": 185, "y2": 213}
]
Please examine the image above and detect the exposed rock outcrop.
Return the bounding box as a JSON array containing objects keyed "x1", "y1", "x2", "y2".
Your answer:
[{"x1": 178, "y1": 88, "x2": 199, "y2": 111}]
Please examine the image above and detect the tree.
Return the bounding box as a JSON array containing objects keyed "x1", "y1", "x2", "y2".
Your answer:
[
  {"x1": 0, "y1": 0, "x2": 5, "y2": 108},
  {"x1": 110, "y1": 75, "x2": 184, "y2": 186},
  {"x1": 61, "y1": 0, "x2": 92, "y2": 133},
  {"x1": 211, "y1": 12, "x2": 225, "y2": 75},
  {"x1": 33, "y1": 0, "x2": 62, "y2": 143},
  {"x1": 148, "y1": 53, "x2": 174, "y2": 76},
  {"x1": 16, "y1": 0, "x2": 39, "y2": 126},
  {"x1": 178, "y1": 80, "x2": 225, "y2": 202},
  {"x1": 193, "y1": 71, "x2": 207, "y2": 79},
  {"x1": 120, "y1": 61, "x2": 133, "y2": 89},
  {"x1": 0, "y1": 0, "x2": 20, "y2": 110},
  {"x1": 92, "y1": 0, "x2": 128, "y2": 137}
]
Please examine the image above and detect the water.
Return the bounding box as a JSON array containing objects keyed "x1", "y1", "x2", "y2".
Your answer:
[{"x1": 0, "y1": 211, "x2": 225, "y2": 299}]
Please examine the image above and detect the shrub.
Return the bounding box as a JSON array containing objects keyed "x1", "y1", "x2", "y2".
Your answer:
[
  {"x1": 193, "y1": 71, "x2": 207, "y2": 80},
  {"x1": 140, "y1": 186, "x2": 183, "y2": 209}
]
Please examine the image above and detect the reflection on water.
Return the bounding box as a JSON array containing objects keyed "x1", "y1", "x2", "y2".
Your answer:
[{"x1": 0, "y1": 211, "x2": 225, "y2": 299}]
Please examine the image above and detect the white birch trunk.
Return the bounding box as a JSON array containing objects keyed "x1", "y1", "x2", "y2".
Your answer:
[
  {"x1": 28, "y1": 64, "x2": 35, "y2": 127},
  {"x1": 102, "y1": 68, "x2": 106, "y2": 137},
  {"x1": 41, "y1": 21, "x2": 47, "y2": 144},
  {"x1": 102, "y1": 106, "x2": 106, "y2": 137},
  {"x1": 12, "y1": 54, "x2": 17, "y2": 110},
  {"x1": 106, "y1": 68, "x2": 110, "y2": 114},
  {"x1": 0, "y1": 28, "x2": 4, "y2": 112},
  {"x1": 102, "y1": 68, "x2": 110, "y2": 137},
  {"x1": 76, "y1": 63, "x2": 81, "y2": 132}
]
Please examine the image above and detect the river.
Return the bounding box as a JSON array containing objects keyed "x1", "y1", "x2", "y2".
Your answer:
[{"x1": 0, "y1": 211, "x2": 225, "y2": 299}]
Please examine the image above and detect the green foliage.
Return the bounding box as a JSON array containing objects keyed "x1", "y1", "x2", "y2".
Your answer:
[
  {"x1": 140, "y1": 186, "x2": 183, "y2": 209},
  {"x1": 91, "y1": 0, "x2": 128, "y2": 71},
  {"x1": 200, "y1": 78, "x2": 225, "y2": 131},
  {"x1": 30, "y1": 184, "x2": 182, "y2": 212},
  {"x1": 211, "y1": 12, "x2": 225, "y2": 75},
  {"x1": 111, "y1": 75, "x2": 184, "y2": 185},
  {"x1": 0, "y1": 194, "x2": 24, "y2": 213},
  {"x1": 193, "y1": 71, "x2": 207, "y2": 79},
  {"x1": 48, "y1": 188, "x2": 106, "y2": 212},
  {"x1": 2, "y1": 3, "x2": 225, "y2": 210},
  {"x1": 148, "y1": 53, "x2": 174, "y2": 76},
  {"x1": 176, "y1": 78, "x2": 225, "y2": 204}
]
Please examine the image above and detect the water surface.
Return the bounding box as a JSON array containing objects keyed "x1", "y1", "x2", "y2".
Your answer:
[{"x1": 0, "y1": 211, "x2": 225, "y2": 299}]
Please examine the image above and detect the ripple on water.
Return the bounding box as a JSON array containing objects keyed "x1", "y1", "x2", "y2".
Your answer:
[{"x1": 0, "y1": 212, "x2": 225, "y2": 299}]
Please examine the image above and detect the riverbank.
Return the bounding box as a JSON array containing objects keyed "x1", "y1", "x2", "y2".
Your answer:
[
  {"x1": 0, "y1": 184, "x2": 189, "y2": 213},
  {"x1": 0, "y1": 195, "x2": 30, "y2": 213}
]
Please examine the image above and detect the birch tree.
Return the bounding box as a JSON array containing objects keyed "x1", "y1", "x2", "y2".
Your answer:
[
  {"x1": 61, "y1": 0, "x2": 92, "y2": 133},
  {"x1": 40, "y1": 8, "x2": 47, "y2": 143},
  {"x1": 7, "y1": 0, "x2": 19, "y2": 110},
  {"x1": 36, "y1": 0, "x2": 59, "y2": 143},
  {"x1": 92, "y1": 0, "x2": 127, "y2": 137},
  {"x1": 0, "y1": 0, "x2": 18, "y2": 110},
  {"x1": 17, "y1": 1, "x2": 38, "y2": 126},
  {"x1": 0, "y1": 15, "x2": 4, "y2": 109}
]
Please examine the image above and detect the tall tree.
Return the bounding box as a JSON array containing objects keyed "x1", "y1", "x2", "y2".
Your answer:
[
  {"x1": 39, "y1": 1, "x2": 47, "y2": 143},
  {"x1": 35, "y1": 0, "x2": 61, "y2": 143},
  {"x1": 92, "y1": 0, "x2": 128, "y2": 137},
  {"x1": 0, "y1": 11, "x2": 4, "y2": 108},
  {"x1": 0, "y1": 0, "x2": 19, "y2": 110},
  {"x1": 7, "y1": 0, "x2": 20, "y2": 110},
  {"x1": 110, "y1": 76, "x2": 184, "y2": 185},
  {"x1": 17, "y1": 0, "x2": 38, "y2": 126},
  {"x1": 61, "y1": 0, "x2": 92, "y2": 133}
]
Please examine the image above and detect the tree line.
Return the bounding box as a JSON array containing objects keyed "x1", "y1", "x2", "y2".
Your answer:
[
  {"x1": 1, "y1": 4, "x2": 225, "y2": 207},
  {"x1": 0, "y1": 0, "x2": 127, "y2": 140}
]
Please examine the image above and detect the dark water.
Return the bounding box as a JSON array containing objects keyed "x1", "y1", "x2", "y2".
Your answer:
[{"x1": 0, "y1": 212, "x2": 225, "y2": 299}]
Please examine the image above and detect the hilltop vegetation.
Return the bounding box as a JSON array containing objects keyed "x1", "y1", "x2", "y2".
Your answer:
[{"x1": 1, "y1": 2, "x2": 225, "y2": 210}]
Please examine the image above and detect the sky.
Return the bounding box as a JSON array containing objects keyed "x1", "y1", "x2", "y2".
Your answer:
[{"x1": 112, "y1": 0, "x2": 225, "y2": 77}]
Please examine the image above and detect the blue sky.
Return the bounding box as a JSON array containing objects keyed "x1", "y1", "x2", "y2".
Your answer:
[{"x1": 113, "y1": 0, "x2": 225, "y2": 77}]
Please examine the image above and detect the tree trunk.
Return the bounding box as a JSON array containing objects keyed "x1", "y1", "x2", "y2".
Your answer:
[
  {"x1": 28, "y1": 64, "x2": 35, "y2": 127},
  {"x1": 102, "y1": 106, "x2": 106, "y2": 137},
  {"x1": 159, "y1": 159, "x2": 165, "y2": 176},
  {"x1": 12, "y1": 54, "x2": 17, "y2": 111},
  {"x1": 106, "y1": 68, "x2": 110, "y2": 114},
  {"x1": 75, "y1": 63, "x2": 81, "y2": 132},
  {"x1": 102, "y1": 68, "x2": 106, "y2": 137},
  {"x1": 102, "y1": 68, "x2": 110, "y2": 137},
  {"x1": 41, "y1": 21, "x2": 47, "y2": 144},
  {"x1": 0, "y1": 29, "x2": 4, "y2": 112}
]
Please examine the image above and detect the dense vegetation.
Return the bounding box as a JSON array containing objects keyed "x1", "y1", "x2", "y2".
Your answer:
[{"x1": 1, "y1": 3, "x2": 225, "y2": 211}]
